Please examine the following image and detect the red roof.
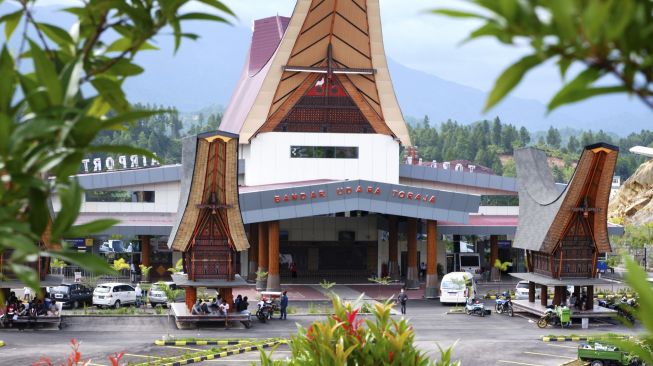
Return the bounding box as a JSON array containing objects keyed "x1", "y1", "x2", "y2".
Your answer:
[
  {"x1": 439, "y1": 215, "x2": 517, "y2": 227},
  {"x1": 249, "y1": 16, "x2": 289, "y2": 76}
]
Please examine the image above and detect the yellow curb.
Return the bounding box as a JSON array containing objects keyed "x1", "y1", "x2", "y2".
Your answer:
[{"x1": 0, "y1": 340, "x2": 4, "y2": 347}]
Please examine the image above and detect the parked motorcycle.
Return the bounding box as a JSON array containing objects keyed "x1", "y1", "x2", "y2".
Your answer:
[
  {"x1": 255, "y1": 298, "x2": 277, "y2": 323},
  {"x1": 495, "y1": 292, "x2": 514, "y2": 317},
  {"x1": 465, "y1": 297, "x2": 486, "y2": 317},
  {"x1": 598, "y1": 296, "x2": 637, "y2": 324},
  {"x1": 537, "y1": 305, "x2": 571, "y2": 328}
]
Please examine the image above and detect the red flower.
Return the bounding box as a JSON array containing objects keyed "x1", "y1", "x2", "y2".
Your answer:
[
  {"x1": 388, "y1": 351, "x2": 394, "y2": 363},
  {"x1": 108, "y1": 352, "x2": 124, "y2": 366}
]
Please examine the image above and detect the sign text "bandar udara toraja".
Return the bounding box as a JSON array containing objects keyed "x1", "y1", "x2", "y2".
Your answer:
[{"x1": 274, "y1": 185, "x2": 437, "y2": 204}]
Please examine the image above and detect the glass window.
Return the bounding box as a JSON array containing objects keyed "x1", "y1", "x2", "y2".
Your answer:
[
  {"x1": 85, "y1": 190, "x2": 155, "y2": 203},
  {"x1": 290, "y1": 146, "x2": 358, "y2": 159},
  {"x1": 335, "y1": 146, "x2": 358, "y2": 159}
]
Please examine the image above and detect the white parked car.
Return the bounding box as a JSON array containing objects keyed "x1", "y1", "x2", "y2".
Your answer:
[
  {"x1": 149, "y1": 281, "x2": 177, "y2": 307},
  {"x1": 515, "y1": 280, "x2": 541, "y2": 300},
  {"x1": 93, "y1": 283, "x2": 136, "y2": 309}
]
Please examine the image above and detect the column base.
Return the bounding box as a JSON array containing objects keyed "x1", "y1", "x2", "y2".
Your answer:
[
  {"x1": 425, "y1": 274, "x2": 438, "y2": 298},
  {"x1": 388, "y1": 261, "x2": 400, "y2": 280},
  {"x1": 405, "y1": 267, "x2": 419, "y2": 289},
  {"x1": 256, "y1": 267, "x2": 267, "y2": 291},
  {"x1": 266, "y1": 274, "x2": 281, "y2": 292},
  {"x1": 424, "y1": 287, "x2": 439, "y2": 299},
  {"x1": 248, "y1": 261, "x2": 257, "y2": 281}
]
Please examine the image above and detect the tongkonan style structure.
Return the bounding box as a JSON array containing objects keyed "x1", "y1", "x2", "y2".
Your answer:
[
  {"x1": 167, "y1": 131, "x2": 249, "y2": 311},
  {"x1": 512, "y1": 143, "x2": 619, "y2": 311}
]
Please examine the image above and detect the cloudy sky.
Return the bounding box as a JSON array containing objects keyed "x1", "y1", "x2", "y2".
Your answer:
[{"x1": 216, "y1": 0, "x2": 559, "y2": 103}]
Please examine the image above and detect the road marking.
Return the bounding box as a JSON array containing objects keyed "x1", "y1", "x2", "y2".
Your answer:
[
  {"x1": 86, "y1": 363, "x2": 106, "y2": 366},
  {"x1": 546, "y1": 343, "x2": 578, "y2": 349},
  {"x1": 523, "y1": 351, "x2": 575, "y2": 359},
  {"x1": 498, "y1": 360, "x2": 545, "y2": 366},
  {"x1": 123, "y1": 353, "x2": 162, "y2": 359},
  {"x1": 164, "y1": 345, "x2": 206, "y2": 351}
]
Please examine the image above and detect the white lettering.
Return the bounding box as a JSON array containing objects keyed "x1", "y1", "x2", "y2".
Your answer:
[
  {"x1": 118, "y1": 155, "x2": 127, "y2": 169},
  {"x1": 455, "y1": 163, "x2": 463, "y2": 172},
  {"x1": 468, "y1": 165, "x2": 476, "y2": 173},
  {"x1": 105, "y1": 157, "x2": 115, "y2": 170},
  {"x1": 81, "y1": 159, "x2": 90, "y2": 173},
  {"x1": 130, "y1": 155, "x2": 139, "y2": 168},
  {"x1": 443, "y1": 162, "x2": 450, "y2": 170},
  {"x1": 151, "y1": 154, "x2": 160, "y2": 166},
  {"x1": 142, "y1": 156, "x2": 148, "y2": 167},
  {"x1": 92, "y1": 158, "x2": 102, "y2": 172}
]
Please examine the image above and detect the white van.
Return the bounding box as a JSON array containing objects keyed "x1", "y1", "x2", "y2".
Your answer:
[
  {"x1": 93, "y1": 283, "x2": 136, "y2": 309},
  {"x1": 439, "y1": 272, "x2": 477, "y2": 304}
]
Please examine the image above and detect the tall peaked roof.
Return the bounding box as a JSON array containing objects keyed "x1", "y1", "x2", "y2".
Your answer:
[
  {"x1": 514, "y1": 144, "x2": 618, "y2": 254},
  {"x1": 220, "y1": 0, "x2": 411, "y2": 145},
  {"x1": 167, "y1": 131, "x2": 248, "y2": 252}
]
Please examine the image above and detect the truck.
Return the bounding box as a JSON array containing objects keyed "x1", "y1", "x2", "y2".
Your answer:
[{"x1": 578, "y1": 341, "x2": 643, "y2": 366}]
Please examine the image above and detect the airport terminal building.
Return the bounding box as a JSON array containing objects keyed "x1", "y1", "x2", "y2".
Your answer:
[{"x1": 52, "y1": 0, "x2": 622, "y2": 296}]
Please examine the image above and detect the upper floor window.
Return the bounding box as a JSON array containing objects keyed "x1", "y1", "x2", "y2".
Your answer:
[
  {"x1": 85, "y1": 190, "x2": 155, "y2": 203},
  {"x1": 290, "y1": 146, "x2": 358, "y2": 159}
]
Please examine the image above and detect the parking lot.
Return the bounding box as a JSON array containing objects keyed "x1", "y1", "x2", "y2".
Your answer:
[{"x1": 0, "y1": 298, "x2": 640, "y2": 365}]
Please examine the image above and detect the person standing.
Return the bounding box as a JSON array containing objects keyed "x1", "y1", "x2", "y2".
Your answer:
[
  {"x1": 279, "y1": 291, "x2": 288, "y2": 320},
  {"x1": 397, "y1": 288, "x2": 408, "y2": 315},
  {"x1": 290, "y1": 262, "x2": 297, "y2": 279},
  {"x1": 135, "y1": 283, "x2": 143, "y2": 308},
  {"x1": 23, "y1": 286, "x2": 32, "y2": 302},
  {"x1": 419, "y1": 262, "x2": 426, "y2": 280}
]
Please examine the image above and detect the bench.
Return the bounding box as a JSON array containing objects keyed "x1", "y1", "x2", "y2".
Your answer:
[{"x1": 174, "y1": 311, "x2": 252, "y2": 329}]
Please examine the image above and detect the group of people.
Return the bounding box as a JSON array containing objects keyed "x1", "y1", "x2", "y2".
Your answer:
[
  {"x1": 191, "y1": 294, "x2": 250, "y2": 316},
  {"x1": 2, "y1": 291, "x2": 59, "y2": 326}
]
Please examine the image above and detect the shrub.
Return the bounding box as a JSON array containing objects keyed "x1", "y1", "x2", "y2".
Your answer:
[{"x1": 259, "y1": 294, "x2": 460, "y2": 365}]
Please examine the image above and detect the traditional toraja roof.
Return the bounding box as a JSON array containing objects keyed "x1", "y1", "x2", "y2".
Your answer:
[
  {"x1": 220, "y1": 0, "x2": 411, "y2": 145},
  {"x1": 167, "y1": 131, "x2": 248, "y2": 252},
  {"x1": 513, "y1": 143, "x2": 619, "y2": 254}
]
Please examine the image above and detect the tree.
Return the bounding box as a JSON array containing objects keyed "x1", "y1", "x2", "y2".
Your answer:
[
  {"x1": 492, "y1": 117, "x2": 502, "y2": 146},
  {"x1": 546, "y1": 126, "x2": 562, "y2": 148},
  {"x1": 0, "y1": 0, "x2": 234, "y2": 292},
  {"x1": 517, "y1": 126, "x2": 530, "y2": 147},
  {"x1": 567, "y1": 135, "x2": 580, "y2": 154},
  {"x1": 432, "y1": 0, "x2": 653, "y2": 112}
]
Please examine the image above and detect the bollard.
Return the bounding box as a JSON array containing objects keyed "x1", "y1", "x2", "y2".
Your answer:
[{"x1": 581, "y1": 318, "x2": 589, "y2": 329}]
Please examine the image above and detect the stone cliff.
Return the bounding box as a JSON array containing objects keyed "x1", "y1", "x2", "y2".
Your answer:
[{"x1": 609, "y1": 159, "x2": 653, "y2": 225}]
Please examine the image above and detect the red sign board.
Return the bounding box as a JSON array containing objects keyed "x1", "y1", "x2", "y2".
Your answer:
[{"x1": 273, "y1": 185, "x2": 436, "y2": 205}]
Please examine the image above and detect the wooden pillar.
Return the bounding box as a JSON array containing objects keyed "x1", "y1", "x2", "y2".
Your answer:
[
  {"x1": 248, "y1": 224, "x2": 259, "y2": 281},
  {"x1": 490, "y1": 235, "x2": 500, "y2": 281},
  {"x1": 406, "y1": 218, "x2": 419, "y2": 289},
  {"x1": 425, "y1": 220, "x2": 438, "y2": 298},
  {"x1": 528, "y1": 281, "x2": 536, "y2": 303},
  {"x1": 553, "y1": 286, "x2": 564, "y2": 306},
  {"x1": 257, "y1": 222, "x2": 268, "y2": 290},
  {"x1": 388, "y1": 216, "x2": 399, "y2": 280},
  {"x1": 218, "y1": 288, "x2": 234, "y2": 313},
  {"x1": 586, "y1": 285, "x2": 594, "y2": 310},
  {"x1": 140, "y1": 235, "x2": 151, "y2": 268},
  {"x1": 185, "y1": 287, "x2": 197, "y2": 312},
  {"x1": 540, "y1": 285, "x2": 548, "y2": 307},
  {"x1": 267, "y1": 220, "x2": 281, "y2": 291}
]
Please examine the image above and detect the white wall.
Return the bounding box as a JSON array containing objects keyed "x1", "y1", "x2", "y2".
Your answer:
[
  {"x1": 245, "y1": 132, "x2": 399, "y2": 186},
  {"x1": 51, "y1": 181, "x2": 180, "y2": 214}
]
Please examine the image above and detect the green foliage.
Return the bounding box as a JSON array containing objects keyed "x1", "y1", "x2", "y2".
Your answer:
[
  {"x1": 260, "y1": 294, "x2": 458, "y2": 366},
  {"x1": 0, "y1": 0, "x2": 234, "y2": 293},
  {"x1": 431, "y1": 0, "x2": 653, "y2": 112},
  {"x1": 168, "y1": 258, "x2": 184, "y2": 274},
  {"x1": 494, "y1": 259, "x2": 512, "y2": 272},
  {"x1": 139, "y1": 264, "x2": 152, "y2": 281},
  {"x1": 368, "y1": 276, "x2": 392, "y2": 285},
  {"x1": 111, "y1": 258, "x2": 130, "y2": 272},
  {"x1": 320, "y1": 279, "x2": 336, "y2": 290},
  {"x1": 624, "y1": 223, "x2": 653, "y2": 250},
  {"x1": 256, "y1": 270, "x2": 269, "y2": 281},
  {"x1": 51, "y1": 258, "x2": 67, "y2": 269},
  {"x1": 606, "y1": 258, "x2": 653, "y2": 365}
]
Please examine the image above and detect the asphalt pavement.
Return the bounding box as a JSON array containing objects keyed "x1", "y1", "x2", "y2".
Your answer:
[{"x1": 0, "y1": 298, "x2": 642, "y2": 365}]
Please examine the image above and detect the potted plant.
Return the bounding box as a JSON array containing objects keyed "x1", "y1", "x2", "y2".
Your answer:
[
  {"x1": 51, "y1": 258, "x2": 67, "y2": 276},
  {"x1": 255, "y1": 270, "x2": 268, "y2": 291},
  {"x1": 139, "y1": 264, "x2": 152, "y2": 283},
  {"x1": 167, "y1": 258, "x2": 183, "y2": 275}
]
